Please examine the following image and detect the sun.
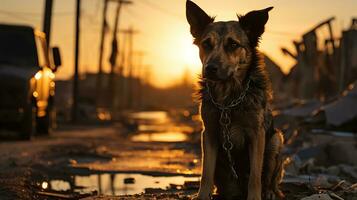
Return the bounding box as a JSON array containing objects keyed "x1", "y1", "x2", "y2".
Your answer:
[
  {"x1": 180, "y1": 33, "x2": 202, "y2": 73},
  {"x1": 148, "y1": 27, "x2": 204, "y2": 87}
]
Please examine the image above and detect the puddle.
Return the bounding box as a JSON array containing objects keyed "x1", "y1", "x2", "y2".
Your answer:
[
  {"x1": 129, "y1": 111, "x2": 169, "y2": 124},
  {"x1": 45, "y1": 111, "x2": 199, "y2": 195},
  {"x1": 128, "y1": 111, "x2": 193, "y2": 143},
  {"x1": 131, "y1": 132, "x2": 188, "y2": 142},
  {"x1": 43, "y1": 173, "x2": 199, "y2": 195}
]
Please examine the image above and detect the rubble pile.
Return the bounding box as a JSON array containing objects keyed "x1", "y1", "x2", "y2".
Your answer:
[{"x1": 273, "y1": 83, "x2": 357, "y2": 199}]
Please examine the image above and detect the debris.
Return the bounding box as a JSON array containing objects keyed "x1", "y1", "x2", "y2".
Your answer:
[
  {"x1": 283, "y1": 174, "x2": 317, "y2": 184},
  {"x1": 284, "y1": 155, "x2": 303, "y2": 175},
  {"x1": 144, "y1": 187, "x2": 166, "y2": 194},
  {"x1": 331, "y1": 180, "x2": 347, "y2": 191},
  {"x1": 183, "y1": 181, "x2": 199, "y2": 190},
  {"x1": 301, "y1": 193, "x2": 333, "y2": 200},
  {"x1": 350, "y1": 183, "x2": 357, "y2": 190},
  {"x1": 314, "y1": 175, "x2": 333, "y2": 188},
  {"x1": 339, "y1": 164, "x2": 357, "y2": 180},
  {"x1": 324, "y1": 143, "x2": 357, "y2": 166},
  {"x1": 282, "y1": 100, "x2": 322, "y2": 118},
  {"x1": 328, "y1": 192, "x2": 344, "y2": 200},
  {"x1": 311, "y1": 129, "x2": 355, "y2": 138},
  {"x1": 169, "y1": 183, "x2": 182, "y2": 190},
  {"x1": 322, "y1": 82, "x2": 357, "y2": 126},
  {"x1": 69, "y1": 159, "x2": 77, "y2": 165},
  {"x1": 297, "y1": 145, "x2": 324, "y2": 162},
  {"x1": 37, "y1": 191, "x2": 96, "y2": 199},
  {"x1": 124, "y1": 177, "x2": 135, "y2": 184}
]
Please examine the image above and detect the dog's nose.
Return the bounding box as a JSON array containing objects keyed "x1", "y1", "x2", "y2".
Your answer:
[{"x1": 205, "y1": 64, "x2": 218, "y2": 74}]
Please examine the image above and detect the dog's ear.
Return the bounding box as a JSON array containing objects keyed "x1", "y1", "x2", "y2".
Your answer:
[
  {"x1": 238, "y1": 7, "x2": 273, "y2": 46},
  {"x1": 186, "y1": 0, "x2": 214, "y2": 39}
]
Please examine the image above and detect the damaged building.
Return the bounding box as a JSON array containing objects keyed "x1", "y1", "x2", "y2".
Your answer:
[{"x1": 282, "y1": 18, "x2": 357, "y2": 100}]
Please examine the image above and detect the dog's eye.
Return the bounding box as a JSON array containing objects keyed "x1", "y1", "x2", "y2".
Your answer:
[
  {"x1": 226, "y1": 39, "x2": 241, "y2": 51},
  {"x1": 201, "y1": 39, "x2": 213, "y2": 51}
]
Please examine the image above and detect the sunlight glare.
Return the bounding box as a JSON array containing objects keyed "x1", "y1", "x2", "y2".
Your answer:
[{"x1": 180, "y1": 34, "x2": 201, "y2": 74}]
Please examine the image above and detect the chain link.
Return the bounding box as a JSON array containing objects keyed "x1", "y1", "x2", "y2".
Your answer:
[{"x1": 206, "y1": 79, "x2": 251, "y2": 180}]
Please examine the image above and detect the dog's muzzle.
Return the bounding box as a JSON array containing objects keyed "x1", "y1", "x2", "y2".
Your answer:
[{"x1": 204, "y1": 64, "x2": 230, "y2": 81}]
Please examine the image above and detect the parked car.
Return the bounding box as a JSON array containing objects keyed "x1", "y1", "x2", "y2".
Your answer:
[{"x1": 0, "y1": 24, "x2": 61, "y2": 139}]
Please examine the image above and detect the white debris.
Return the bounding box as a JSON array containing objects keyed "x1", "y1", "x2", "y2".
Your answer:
[{"x1": 301, "y1": 194, "x2": 333, "y2": 200}]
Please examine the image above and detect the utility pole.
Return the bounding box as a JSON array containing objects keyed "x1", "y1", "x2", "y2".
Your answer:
[
  {"x1": 116, "y1": 33, "x2": 128, "y2": 109},
  {"x1": 133, "y1": 51, "x2": 146, "y2": 109},
  {"x1": 96, "y1": 0, "x2": 108, "y2": 108},
  {"x1": 108, "y1": 0, "x2": 132, "y2": 116},
  {"x1": 72, "y1": 0, "x2": 81, "y2": 123},
  {"x1": 133, "y1": 51, "x2": 145, "y2": 78},
  {"x1": 120, "y1": 26, "x2": 138, "y2": 109},
  {"x1": 141, "y1": 65, "x2": 151, "y2": 109},
  {"x1": 43, "y1": 0, "x2": 53, "y2": 46},
  {"x1": 142, "y1": 65, "x2": 151, "y2": 86}
]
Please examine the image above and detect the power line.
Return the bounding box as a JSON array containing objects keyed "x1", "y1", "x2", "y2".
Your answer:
[
  {"x1": 133, "y1": 1, "x2": 298, "y2": 36},
  {"x1": 0, "y1": 9, "x2": 72, "y2": 16},
  {"x1": 137, "y1": 0, "x2": 183, "y2": 21},
  {"x1": 265, "y1": 30, "x2": 300, "y2": 36},
  {"x1": 0, "y1": 11, "x2": 40, "y2": 23},
  {"x1": 123, "y1": 7, "x2": 143, "y2": 22}
]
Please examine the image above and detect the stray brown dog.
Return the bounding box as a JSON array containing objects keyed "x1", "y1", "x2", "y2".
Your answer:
[{"x1": 186, "y1": 1, "x2": 284, "y2": 200}]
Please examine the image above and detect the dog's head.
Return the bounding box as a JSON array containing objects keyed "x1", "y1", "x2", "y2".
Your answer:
[{"x1": 186, "y1": 0, "x2": 272, "y2": 82}]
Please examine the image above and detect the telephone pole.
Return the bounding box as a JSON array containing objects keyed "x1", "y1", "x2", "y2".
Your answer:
[
  {"x1": 133, "y1": 51, "x2": 146, "y2": 109},
  {"x1": 96, "y1": 0, "x2": 108, "y2": 108},
  {"x1": 133, "y1": 51, "x2": 146, "y2": 78},
  {"x1": 72, "y1": 0, "x2": 81, "y2": 123},
  {"x1": 43, "y1": 0, "x2": 53, "y2": 46},
  {"x1": 120, "y1": 26, "x2": 139, "y2": 109},
  {"x1": 108, "y1": 0, "x2": 132, "y2": 116}
]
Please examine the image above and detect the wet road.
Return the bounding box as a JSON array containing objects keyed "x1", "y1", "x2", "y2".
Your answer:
[
  {"x1": 0, "y1": 112, "x2": 202, "y2": 198},
  {"x1": 1, "y1": 111, "x2": 357, "y2": 199}
]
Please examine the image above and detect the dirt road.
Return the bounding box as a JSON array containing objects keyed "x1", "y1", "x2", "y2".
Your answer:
[
  {"x1": 0, "y1": 118, "x2": 356, "y2": 200},
  {"x1": 0, "y1": 123, "x2": 201, "y2": 200}
]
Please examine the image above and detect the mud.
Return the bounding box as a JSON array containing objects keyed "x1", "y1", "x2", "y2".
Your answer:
[{"x1": 0, "y1": 111, "x2": 356, "y2": 200}]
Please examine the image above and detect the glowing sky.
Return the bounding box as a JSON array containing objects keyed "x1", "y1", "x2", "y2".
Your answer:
[{"x1": 0, "y1": 0, "x2": 356, "y2": 87}]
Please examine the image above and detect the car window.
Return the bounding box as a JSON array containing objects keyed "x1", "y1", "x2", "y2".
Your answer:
[{"x1": 0, "y1": 27, "x2": 38, "y2": 67}]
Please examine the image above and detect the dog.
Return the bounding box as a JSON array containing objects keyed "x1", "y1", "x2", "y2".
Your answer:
[{"x1": 186, "y1": 1, "x2": 284, "y2": 200}]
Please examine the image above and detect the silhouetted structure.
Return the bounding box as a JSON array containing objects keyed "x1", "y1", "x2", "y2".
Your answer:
[
  {"x1": 282, "y1": 17, "x2": 357, "y2": 100},
  {"x1": 263, "y1": 54, "x2": 287, "y2": 100},
  {"x1": 42, "y1": 0, "x2": 53, "y2": 46},
  {"x1": 339, "y1": 18, "x2": 357, "y2": 91},
  {"x1": 72, "y1": 0, "x2": 81, "y2": 122}
]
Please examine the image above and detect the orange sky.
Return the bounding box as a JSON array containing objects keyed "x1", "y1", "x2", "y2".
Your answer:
[{"x1": 1, "y1": 0, "x2": 356, "y2": 88}]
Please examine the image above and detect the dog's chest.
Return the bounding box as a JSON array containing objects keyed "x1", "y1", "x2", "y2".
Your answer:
[
  {"x1": 201, "y1": 99, "x2": 262, "y2": 149},
  {"x1": 224, "y1": 109, "x2": 260, "y2": 149}
]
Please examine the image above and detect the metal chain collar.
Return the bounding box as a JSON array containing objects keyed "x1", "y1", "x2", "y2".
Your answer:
[{"x1": 206, "y1": 79, "x2": 251, "y2": 180}]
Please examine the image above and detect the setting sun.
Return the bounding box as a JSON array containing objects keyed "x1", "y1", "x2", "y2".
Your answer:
[
  {"x1": 180, "y1": 34, "x2": 201, "y2": 71},
  {"x1": 150, "y1": 30, "x2": 202, "y2": 87}
]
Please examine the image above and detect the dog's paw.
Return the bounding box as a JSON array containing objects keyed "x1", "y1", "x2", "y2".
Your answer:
[
  {"x1": 264, "y1": 190, "x2": 275, "y2": 200},
  {"x1": 247, "y1": 198, "x2": 261, "y2": 200},
  {"x1": 247, "y1": 194, "x2": 261, "y2": 200}
]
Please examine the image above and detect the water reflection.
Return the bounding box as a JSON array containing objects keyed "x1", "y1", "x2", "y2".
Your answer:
[
  {"x1": 49, "y1": 173, "x2": 199, "y2": 195},
  {"x1": 131, "y1": 132, "x2": 188, "y2": 142},
  {"x1": 129, "y1": 111, "x2": 169, "y2": 124},
  {"x1": 127, "y1": 111, "x2": 194, "y2": 142}
]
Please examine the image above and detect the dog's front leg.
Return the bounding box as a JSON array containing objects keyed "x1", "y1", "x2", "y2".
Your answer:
[
  {"x1": 197, "y1": 130, "x2": 218, "y2": 200},
  {"x1": 247, "y1": 126, "x2": 265, "y2": 200}
]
